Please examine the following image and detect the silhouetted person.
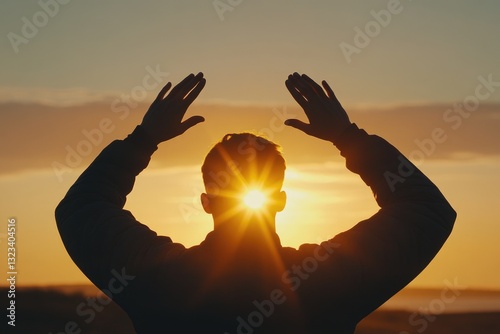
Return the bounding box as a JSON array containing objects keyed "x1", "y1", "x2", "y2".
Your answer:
[{"x1": 56, "y1": 72, "x2": 456, "y2": 333}]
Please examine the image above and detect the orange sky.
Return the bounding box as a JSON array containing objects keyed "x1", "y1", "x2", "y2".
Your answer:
[
  {"x1": 0, "y1": 101, "x2": 499, "y2": 289},
  {"x1": 0, "y1": 1, "x2": 499, "y2": 290}
]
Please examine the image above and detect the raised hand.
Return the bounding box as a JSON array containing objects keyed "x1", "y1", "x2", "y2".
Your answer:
[
  {"x1": 284, "y1": 73, "x2": 351, "y2": 143},
  {"x1": 141, "y1": 72, "x2": 206, "y2": 144}
]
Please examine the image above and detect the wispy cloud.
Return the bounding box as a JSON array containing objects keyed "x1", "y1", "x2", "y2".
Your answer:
[
  {"x1": 0, "y1": 101, "x2": 499, "y2": 178},
  {"x1": 0, "y1": 86, "x2": 122, "y2": 107}
]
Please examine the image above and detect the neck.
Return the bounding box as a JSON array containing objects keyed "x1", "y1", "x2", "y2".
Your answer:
[
  {"x1": 213, "y1": 215, "x2": 276, "y2": 234},
  {"x1": 211, "y1": 218, "x2": 280, "y2": 252}
]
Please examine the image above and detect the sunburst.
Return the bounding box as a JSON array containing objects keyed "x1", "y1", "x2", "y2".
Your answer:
[{"x1": 243, "y1": 189, "x2": 267, "y2": 210}]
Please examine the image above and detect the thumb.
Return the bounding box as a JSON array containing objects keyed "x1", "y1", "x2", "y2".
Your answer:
[
  {"x1": 179, "y1": 115, "x2": 205, "y2": 134},
  {"x1": 284, "y1": 119, "x2": 312, "y2": 135}
]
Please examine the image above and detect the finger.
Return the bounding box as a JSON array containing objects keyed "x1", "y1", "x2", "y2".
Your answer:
[
  {"x1": 290, "y1": 73, "x2": 320, "y2": 103},
  {"x1": 322, "y1": 80, "x2": 347, "y2": 115},
  {"x1": 179, "y1": 115, "x2": 205, "y2": 134},
  {"x1": 285, "y1": 79, "x2": 308, "y2": 109},
  {"x1": 155, "y1": 82, "x2": 172, "y2": 102},
  {"x1": 284, "y1": 119, "x2": 312, "y2": 135},
  {"x1": 183, "y1": 77, "x2": 206, "y2": 106},
  {"x1": 169, "y1": 73, "x2": 196, "y2": 98},
  {"x1": 290, "y1": 73, "x2": 312, "y2": 93},
  {"x1": 287, "y1": 76, "x2": 320, "y2": 121},
  {"x1": 287, "y1": 74, "x2": 309, "y2": 98},
  {"x1": 175, "y1": 72, "x2": 204, "y2": 100},
  {"x1": 179, "y1": 72, "x2": 197, "y2": 86},
  {"x1": 302, "y1": 74, "x2": 328, "y2": 98},
  {"x1": 322, "y1": 80, "x2": 338, "y2": 102}
]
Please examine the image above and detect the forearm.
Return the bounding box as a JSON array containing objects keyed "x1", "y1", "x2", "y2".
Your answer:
[
  {"x1": 55, "y1": 73, "x2": 205, "y2": 287},
  {"x1": 58, "y1": 125, "x2": 157, "y2": 209},
  {"x1": 329, "y1": 123, "x2": 456, "y2": 313},
  {"x1": 283, "y1": 73, "x2": 456, "y2": 318},
  {"x1": 55, "y1": 126, "x2": 164, "y2": 283},
  {"x1": 335, "y1": 123, "x2": 455, "y2": 222}
]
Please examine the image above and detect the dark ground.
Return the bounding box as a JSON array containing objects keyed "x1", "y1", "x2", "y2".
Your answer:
[{"x1": 2, "y1": 287, "x2": 499, "y2": 333}]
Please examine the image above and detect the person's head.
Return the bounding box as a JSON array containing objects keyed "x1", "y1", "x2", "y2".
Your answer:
[{"x1": 200, "y1": 133, "x2": 286, "y2": 229}]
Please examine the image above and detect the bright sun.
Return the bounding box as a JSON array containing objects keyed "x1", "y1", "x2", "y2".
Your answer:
[{"x1": 243, "y1": 189, "x2": 267, "y2": 209}]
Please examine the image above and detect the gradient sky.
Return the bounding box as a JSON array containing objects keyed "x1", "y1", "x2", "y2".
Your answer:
[{"x1": 0, "y1": 1, "x2": 499, "y2": 290}]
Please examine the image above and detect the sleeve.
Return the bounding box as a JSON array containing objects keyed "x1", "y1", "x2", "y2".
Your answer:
[
  {"x1": 55, "y1": 125, "x2": 184, "y2": 289},
  {"x1": 316, "y1": 123, "x2": 457, "y2": 319}
]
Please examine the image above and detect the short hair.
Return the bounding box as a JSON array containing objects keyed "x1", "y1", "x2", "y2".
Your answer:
[{"x1": 201, "y1": 133, "x2": 286, "y2": 196}]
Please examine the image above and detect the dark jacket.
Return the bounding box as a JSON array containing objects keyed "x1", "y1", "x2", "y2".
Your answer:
[{"x1": 55, "y1": 124, "x2": 456, "y2": 333}]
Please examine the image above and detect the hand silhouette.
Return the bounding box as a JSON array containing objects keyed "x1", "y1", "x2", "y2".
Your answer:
[
  {"x1": 141, "y1": 72, "x2": 206, "y2": 144},
  {"x1": 284, "y1": 73, "x2": 351, "y2": 143}
]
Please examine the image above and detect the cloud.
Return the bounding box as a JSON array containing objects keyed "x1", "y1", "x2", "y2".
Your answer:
[
  {"x1": 347, "y1": 103, "x2": 500, "y2": 160},
  {"x1": 0, "y1": 101, "x2": 499, "y2": 179},
  {"x1": 0, "y1": 86, "x2": 122, "y2": 107}
]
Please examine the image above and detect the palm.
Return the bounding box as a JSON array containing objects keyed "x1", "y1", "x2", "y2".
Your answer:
[
  {"x1": 141, "y1": 72, "x2": 206, "y2": 144},
  {"x1": 285, "y1": 73, "x2": 351, "y2": 143}
]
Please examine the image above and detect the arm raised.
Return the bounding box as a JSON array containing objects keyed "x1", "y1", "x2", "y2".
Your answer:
[
  {"x1": 55, "y1": 73, "x2": 206, "y2": 289},
  {"x1": 285, "y1": 73, "x2": 456, "y2": 321}
]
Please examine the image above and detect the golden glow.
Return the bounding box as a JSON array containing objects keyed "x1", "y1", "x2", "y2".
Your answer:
[{"x1": 243, "y1": 189, "x2": 267, "y2": 209}]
